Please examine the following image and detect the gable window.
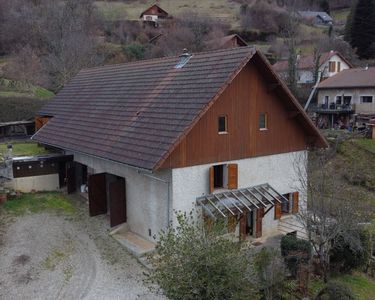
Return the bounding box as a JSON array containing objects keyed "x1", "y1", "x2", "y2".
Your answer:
[
  {"x1": 259, "y1": 113, "x2": 267, "y2": 130},
  {"x1": 218, "y1": 115, "x2": 227, "y2": 134},
  {"x1": 361, "y1": 96, "x2": 373, "y2": 103},
  {"x1": 329, "y1": 61, "x2": 336, "y2": 73}
]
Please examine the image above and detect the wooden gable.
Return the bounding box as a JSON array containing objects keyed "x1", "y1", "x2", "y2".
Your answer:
[{"x1": 160, "y1": 60, "x2": 309, "y2": 169}]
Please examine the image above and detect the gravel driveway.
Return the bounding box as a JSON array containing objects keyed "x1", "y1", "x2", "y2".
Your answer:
[{"x1": 0, "y1": 195, "x2": 164, "y2": 300}]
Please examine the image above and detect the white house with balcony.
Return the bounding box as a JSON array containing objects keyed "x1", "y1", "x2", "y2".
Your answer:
[{"x1": 315, "y1": 67, "x2": 375, "y2": 129}]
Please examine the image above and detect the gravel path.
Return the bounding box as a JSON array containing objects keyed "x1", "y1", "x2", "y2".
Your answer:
[{"x1": 0, "y1": 195, "x2": 164, "y2": 300}]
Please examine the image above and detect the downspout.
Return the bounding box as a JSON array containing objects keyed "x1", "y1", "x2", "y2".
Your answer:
[{"x1": 138, "y1": 171, "x2": 171, "y2": 227}]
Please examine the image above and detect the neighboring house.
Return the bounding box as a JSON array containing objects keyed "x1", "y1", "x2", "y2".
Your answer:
[
  {"x1": 314, "y1": 67, "x2": 375, "y2": 129},
  {"x1": 273, "y1": 51, "x2": 352, "y2": 85},
  {"x1": 298, "y1": 11, "x2": 333, "y2": 27},
  {"x1": 32, "y1": 47, "x2": 327, "y2": 249},
  {"x1": 205, "y1": 34, "x2": 247, "y2": 50},
  {"x1": 140, "y1": 4, "x2": 169, "y2": 25}
]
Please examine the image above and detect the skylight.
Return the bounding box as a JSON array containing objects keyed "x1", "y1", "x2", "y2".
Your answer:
[{"x1": 175, "y1": 54, "x2": 192, "y2": 69}]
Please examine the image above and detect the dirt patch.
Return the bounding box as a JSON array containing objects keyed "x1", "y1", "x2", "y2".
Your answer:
[{"x1": 0, "y1": 194, "x2": 164, "y2": 300}]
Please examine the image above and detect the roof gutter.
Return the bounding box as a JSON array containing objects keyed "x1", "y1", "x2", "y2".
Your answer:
[{"x1": 30, "y1": 135, "x2": 153, "y2": 174}]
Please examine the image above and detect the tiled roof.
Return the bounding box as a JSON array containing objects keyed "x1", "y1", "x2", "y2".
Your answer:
[
  {"x1": 33, "y1": 46, "x2": 327, "y2": 170},
  {"x1": 273, "y1": 51, "x2": 348, "y2": 72},
  {"x1": 317, "y1": 67, "x2": 375, "y2": 89},
  {"x1": 33, "y1": 47, "x2": 256, "y2": 170}
]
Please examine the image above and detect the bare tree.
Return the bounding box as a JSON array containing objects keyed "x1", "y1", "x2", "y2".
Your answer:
[{"x1": 294, "y1": 138, "x2": 372, "y2": 282}]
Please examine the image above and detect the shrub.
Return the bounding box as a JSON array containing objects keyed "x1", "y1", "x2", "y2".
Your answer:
[
  {"x1": 281, "y1": 234, "x2": 312, "y2": 278},
  {"x1": 316, "y1": 280, "x2": 355, "y2": 300},
  {"x1": 146, "y1": 212, "x2": 258, "y2": 299},
  {"x1": 330, "y1": 228, "x2": 372, "y2": 273}
]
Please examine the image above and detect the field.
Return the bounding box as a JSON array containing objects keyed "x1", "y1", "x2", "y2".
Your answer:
[{"x1": 95, "y1": 0, "x2": 244, "y2": 24}]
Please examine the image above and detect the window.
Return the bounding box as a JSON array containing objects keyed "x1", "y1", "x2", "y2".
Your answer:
[
  {"x1": 324, "y1": 96, "x2": 329, "y2": 106},
  {"x1": 337, "y1": 61, "x2": 341, "y2": 72},
  {"x1": 336, "y1": 96, "x2": 342, "y2": 105},
  {"x1": 213, "y1": 165, "x2": 224, "y2": 189},
  {"x1": 259, "y1": 113, "x2": 267, "y2": 130},
  {"x1": 209, "y1": 163, "x2": 238, "y2": 193},
  {"x1": 281, "y1": 193, "x2": 291, "y2": 214},
  {"x1": 329, "y1": 61, "x2": 336, "y2": 72},
  {"x1": 218, "y1": 115, "x2": 227, "y2": 134},
  {"x1": 274, "y1": 192, "x2": 299, "y2": 220},
  {"x1": 361, "y1": 96, "x2": 373, "y2": 103},
  {"x1": 343, "y1": 96, "x2": 352, "y2": 105}
]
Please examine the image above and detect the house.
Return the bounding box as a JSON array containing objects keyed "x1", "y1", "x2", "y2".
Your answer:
[
  {"x1": 205, "y1": 34, "x2": 248, "y2": 50},
  {"x1": 32, "y1": 47, "x2": 327, "y2": 249},
  {"x1": 314, "y1": 66, "x2": 375, "y2": 129},
  {"x1": 140, "y1": 4, "x2": 169, "y2": 25},
  {"x1": 298, "y1": 11, "x2": 333, "y2": 27},
  {"x1": 273, "y1": 51, "x2": 352, "y2": 85}
]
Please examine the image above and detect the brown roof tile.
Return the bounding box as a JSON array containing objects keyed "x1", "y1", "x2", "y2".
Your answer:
[{"x1": 317, "y1": 67, "x2": 375, "y2": 89}]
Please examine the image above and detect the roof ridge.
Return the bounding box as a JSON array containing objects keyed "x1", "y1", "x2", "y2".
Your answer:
[{"x1": 81, "y1": 46, "x2": 256, "y2": 73}]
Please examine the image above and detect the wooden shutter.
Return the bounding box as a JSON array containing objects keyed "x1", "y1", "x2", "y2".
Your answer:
[
  {"x1": 255, "y1": 208, "x2": 264, "y2": 238},
  {"x1": 292, "y1": 192, "x2": 299, "y2": 214},
  {"x1": 274, "y1": 201, "x2": 282, "y2": 220},
  {"x1": 227, "y1": 164, "x2": 238, "y2": 189},
  {"x1": 209, "y1": 166, "x2": 214, "y2": 194}
]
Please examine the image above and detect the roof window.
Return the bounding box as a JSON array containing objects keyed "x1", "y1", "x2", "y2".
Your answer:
[{"x1": 175, "y1": 49, "x2": 192, "y2": 69}]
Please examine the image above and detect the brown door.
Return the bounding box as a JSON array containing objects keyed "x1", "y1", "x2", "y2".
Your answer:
[
  {"x1": 240, "y1": 212, "x2": 247, "y2": 241},
  {"x1": 109, "y1": 177, "x2": 126, "y2": 227},
  {"x1": 66, "y1": 162, "x2": 76, "y2": 194},
  {"x1": 88, "y1": 173, "x2": 107, "y2": 216}
]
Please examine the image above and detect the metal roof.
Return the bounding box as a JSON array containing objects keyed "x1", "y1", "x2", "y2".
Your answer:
[{"x1": 196, "y1": 183, "x2": 289, "y2": 220}]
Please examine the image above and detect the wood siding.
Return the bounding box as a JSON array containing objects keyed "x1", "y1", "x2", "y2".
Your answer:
[{"x1": 161, "y1": 62, "x2": 308, "y2": 169}]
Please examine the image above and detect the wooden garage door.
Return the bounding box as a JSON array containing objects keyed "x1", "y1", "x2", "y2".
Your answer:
[
  {"x1": 88, "y1": 173, "x2": 107, "y2": 217},
  {"x1": 109, "y1": 177, "x2": 126, "y2": 227}
]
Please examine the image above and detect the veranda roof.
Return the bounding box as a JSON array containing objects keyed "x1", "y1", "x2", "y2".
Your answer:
[{"x1": 196, "y1": 183, "x2": 289, "y2": 220}]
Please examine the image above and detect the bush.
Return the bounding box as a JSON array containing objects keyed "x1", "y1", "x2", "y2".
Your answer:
[
  {"x1": 316, "y1": 280, "x2": 355, "y2": 300},
  {"x1": 281, "y1": 234, "x2": 312, "y2": 278},
  {"x1": 146, "y1": 212, "x2": 258, "y2": 299},
  {"x1": 330, "y1": 228, "x2": 372, "y2": 273}
]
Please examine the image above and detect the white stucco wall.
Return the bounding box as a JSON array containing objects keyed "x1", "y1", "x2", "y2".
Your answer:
[
  {"x1": 6, "y1": 174, "x2": 60, "y2": 193},
  {"x1": 171, "y1": 151, "x2": 307, "y2": 237},
  {"x1": 71, "y1": 152, "x2": 171, "y2": 242}
]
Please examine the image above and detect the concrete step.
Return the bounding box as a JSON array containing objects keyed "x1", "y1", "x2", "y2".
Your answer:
[{"x1": 112, "y1": 230, "x2": 156, "y2": 258}]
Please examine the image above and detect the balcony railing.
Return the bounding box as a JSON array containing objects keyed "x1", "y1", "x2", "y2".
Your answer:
[{"x1": 310, "y1": 103, "x2": 354, "y2": 113}]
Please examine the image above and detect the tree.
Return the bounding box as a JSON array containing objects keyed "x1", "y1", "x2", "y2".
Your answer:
[
  {"x1": 294, "y1": 137, "x2": 373, "y2": 282},
  {"x1": 349, "y1": 0, "x2": 375, "y2": 59},
  {"x1": 253, "y1": 248, "x2": 286, "y2": 300},
  {"x1": 146, "y1": 212, "x2": 258, "y2": 299}
]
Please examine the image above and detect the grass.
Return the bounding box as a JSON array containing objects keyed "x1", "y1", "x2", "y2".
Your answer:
[
  {"x1": 42, "y1": 249, "x2": 67, "y2": 271},
  {"x1": 1, "y1": 192, "x2": 75, "y2": 216},
  {"x1": 354, "y1": 139, "x2": 375, "y2": 155},
  {"x1": 0, "y1": 141, "x2": 52, "y2": 157},
  {"x1": 309, "y1": 273, "x2": 375, "y2": 300},
  {"x1": 331, "y1": 8, "x2": 351, "y2": 25},
  {"x1": 95, "y1": 0, "x2": 241, "y2": 24},
  {"x1": 338, "y1": 273, "x2": 375, "y2": 300},
  {"x1": 0, "y1": 78, "x2": 54, "y2": 99}
]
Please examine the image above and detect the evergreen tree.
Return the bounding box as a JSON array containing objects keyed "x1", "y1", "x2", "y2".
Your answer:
[
  {"x1": 320, "y1": 0, "x2": 330, "y2": 14},
  {"x1": 344, "y1": 4, "x2": 355, "y2": 44},
  {"x1": 350, "y1": 0, "x2": 375, "y2": 59}
]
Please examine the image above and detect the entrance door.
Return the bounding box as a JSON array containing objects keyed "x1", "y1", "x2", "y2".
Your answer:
[
  {"x1": 240, "y1": 211, "x2": 254, "y2": 240},
  {"x1": 66, "y1": 162, "x2": 76, "y2": 194},
  {"x1": 88, "y1": 173, "x2": 107, "y2": 216},
  {"x1": 109, "y1": 177, "x2": 126, "y2": 227}
]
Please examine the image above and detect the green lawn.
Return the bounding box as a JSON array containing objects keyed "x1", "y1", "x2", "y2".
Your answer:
[
  {"x1": 309, "y1": 273, "x2": 375, "y2": 300},
  {"x1": 338, "y1": 273, "x2": 375, "y2": 300},
  {"x1": 0, "y1": 141, "x2": 52, "y2": 157},
  {"x1": 1, "y1": 192, "x2": 75, "y2": 216},
  {"x1": 354, "y1": 139, "x2": 375, "y2": 154}
]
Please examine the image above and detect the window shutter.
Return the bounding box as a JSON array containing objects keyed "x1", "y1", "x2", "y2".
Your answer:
[
  {"x1": 274, "y1": 201, "x2": 282, "y2": 220},
  {"x1": 255, "y1": 208, "x2": 264, "y2": 238},
  {"x1": 227, "y1": 164, "x2": 238, "y2": 189},
  {"x1": 209, "y1": 166, "x2": 214, "y2": 194},
  {"x1": 292, "y1": 192, "x2": 299, "y2": 213}
]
